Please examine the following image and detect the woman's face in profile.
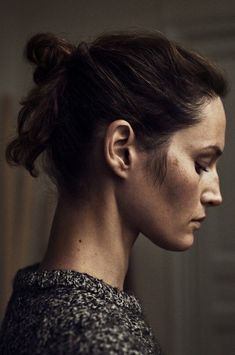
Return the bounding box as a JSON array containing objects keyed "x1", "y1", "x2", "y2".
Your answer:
[{"x1": 121, "y1": 97, "x2": 226, "y2": 251}]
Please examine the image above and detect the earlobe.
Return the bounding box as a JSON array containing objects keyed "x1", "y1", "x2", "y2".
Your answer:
[{"x1": 104, "y1": 120, "x2": 136, "y2": 178}]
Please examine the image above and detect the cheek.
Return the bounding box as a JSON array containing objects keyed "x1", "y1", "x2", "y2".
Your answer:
[{"x1": 163, "y1": 160, "x2": 200, "y2": 211}]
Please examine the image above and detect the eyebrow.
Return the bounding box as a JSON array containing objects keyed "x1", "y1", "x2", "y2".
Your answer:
[{"x1": 201, "y1": 145, "x2": 223, "y2": 158}]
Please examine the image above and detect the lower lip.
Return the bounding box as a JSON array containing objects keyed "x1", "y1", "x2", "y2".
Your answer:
[{"x1": 191, "y1": 221, "x2": 202, "y2": 229}]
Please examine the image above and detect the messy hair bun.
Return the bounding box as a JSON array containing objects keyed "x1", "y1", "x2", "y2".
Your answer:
[
  {"x1": 26, "y1": 33, "x2": 75, "y2": 84},
  {"x1": 6, "y1": 33, "x2": 76, "y2": 179},
  {"x1": 6, "y1": 30, "x2": 227, "y2": 198}
]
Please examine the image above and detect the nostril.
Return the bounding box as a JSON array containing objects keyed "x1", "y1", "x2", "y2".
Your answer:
[
  {"x1": 201, "y1": 181, "x2": 223, "y2": 207},
  {"x1": 201, "y1": 193, "x2": 223, "y2": 207},
  {"x1": 211, "y1": 196, "x2": 223, "y2": 206}
]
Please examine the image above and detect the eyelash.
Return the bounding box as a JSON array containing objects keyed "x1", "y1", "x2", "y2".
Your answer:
[{"x1": 195, "y1": 162, "x2": 209, "y2": 174}]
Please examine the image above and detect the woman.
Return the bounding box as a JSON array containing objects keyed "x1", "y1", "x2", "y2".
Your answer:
[{"x1": 0, "y1": 30, "x2": 227, "y2": 354}]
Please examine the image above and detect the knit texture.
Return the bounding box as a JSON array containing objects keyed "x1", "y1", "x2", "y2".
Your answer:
[{"x1": 0, "y1": 263, "x2": 163, "y2": 354}]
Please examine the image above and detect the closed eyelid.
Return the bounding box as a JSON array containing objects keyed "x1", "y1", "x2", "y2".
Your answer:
[
  {"x1": 196, "y1": 157, "x2": 212, "y2": 167},
  {"x1": 199, "y1": 146, "x2": 223, "y2": 160},
  {"x1": 197, "y1": 152, "x2": 221, "y2": 165}
]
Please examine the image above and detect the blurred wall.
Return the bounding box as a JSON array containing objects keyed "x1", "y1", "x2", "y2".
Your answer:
[{"x1": 1, "y1": 1, "x2": 235, "y2": 355}]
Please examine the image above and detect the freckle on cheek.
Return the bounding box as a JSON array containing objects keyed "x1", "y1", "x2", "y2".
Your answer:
[
  {"x1": 172, "y1": 158, "x2": 179, "y2": 167},
  {"x1": 165, "y1": 168, "x2": 190, "y2": 204}
]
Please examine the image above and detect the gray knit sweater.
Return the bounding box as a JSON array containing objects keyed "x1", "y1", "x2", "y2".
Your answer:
[{"x1": 0, "y1": 263, "x2": 163, "y2": 354}]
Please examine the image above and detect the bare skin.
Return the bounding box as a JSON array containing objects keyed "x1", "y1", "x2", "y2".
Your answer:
[
  {"x1": 39, "y1": 120, "x2": 139, "y2": 289},
  {"x1": 39, "y1": 190, "x2": 137, "y2": 290},
  {"x1": 39, "y1": 97, "x2": 226, "y2": 290}
]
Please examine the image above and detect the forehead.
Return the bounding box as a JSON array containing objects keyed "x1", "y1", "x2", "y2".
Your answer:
[{"x1": 169, "y1": 97, "x2": 226, "y2": 153}]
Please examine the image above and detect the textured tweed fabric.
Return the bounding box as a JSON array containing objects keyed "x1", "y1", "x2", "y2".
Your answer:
[{"x1": 0, "y1": 263, "x2": 163, "y2": 354}]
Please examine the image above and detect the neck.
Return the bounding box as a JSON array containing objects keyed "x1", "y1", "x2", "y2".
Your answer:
[{"x1": 39, "y1": 192, "x2": 138, "y2": 290}]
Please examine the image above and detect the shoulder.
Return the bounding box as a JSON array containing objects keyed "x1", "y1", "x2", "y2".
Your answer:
[
  {"x1": 61, "y1": 314, "x2": 154, "y2": 354},
  {"x1": 79, "y1": 324, "x2": 150, "y2": 354},
  {"x1": 54, "y1": 303, "x2": 157, "y2": 354}
]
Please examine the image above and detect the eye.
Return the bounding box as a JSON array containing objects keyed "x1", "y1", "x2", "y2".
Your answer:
[{"x1": 195, "y1": 162, "x2": 209, "y2": 175}]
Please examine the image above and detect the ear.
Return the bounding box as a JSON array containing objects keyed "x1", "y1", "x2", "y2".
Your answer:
[{"x1": 104, "y1": 119, "x2": 137, "y2": 179}]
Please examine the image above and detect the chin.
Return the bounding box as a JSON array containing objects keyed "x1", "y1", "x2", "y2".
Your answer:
[
  {"x1": 148, "y1": 232, "x2": 195, "y2": 252},
  {"x1": 168, "y1": 233, "x2": 195, "y2": 251}
]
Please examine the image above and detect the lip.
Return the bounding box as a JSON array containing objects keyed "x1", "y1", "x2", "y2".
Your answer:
[
  {"x1": 191, "y1": 220, "x2": 202, "y2": 229},
  {"x1": 191, "y1": 216, "x2": 206, "y2": 229}
]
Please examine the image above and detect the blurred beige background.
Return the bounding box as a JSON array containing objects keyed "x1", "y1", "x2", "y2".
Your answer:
[{"x1": 0, "y1": 1, "x2": 235, "y2": 354}]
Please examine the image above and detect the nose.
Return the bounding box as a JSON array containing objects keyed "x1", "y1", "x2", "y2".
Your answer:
[{"x1": 201, "y1": 174, "x2": 223, "y2": 207}]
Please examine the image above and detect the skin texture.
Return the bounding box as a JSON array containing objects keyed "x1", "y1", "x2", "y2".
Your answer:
[
  {"x1": 39, "y1": 96, "x2": 226, "y2": 290},
  {"x1": 116, "y1": 97, "x2": 226, "y2": 252}
]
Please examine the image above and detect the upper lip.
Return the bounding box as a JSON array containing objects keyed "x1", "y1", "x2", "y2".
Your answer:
[{"x1": 192, "y1": 216, "x2": 206, "y2": 222}]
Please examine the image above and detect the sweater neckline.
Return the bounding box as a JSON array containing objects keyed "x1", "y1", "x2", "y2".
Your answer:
[{"x1": 13, "y1": 263, "x2": 141, "y2": 314}]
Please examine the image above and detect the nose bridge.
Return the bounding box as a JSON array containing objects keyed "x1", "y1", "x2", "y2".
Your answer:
[{"x1": 201, "y1": 171, "x2": 222, "y2": 206}]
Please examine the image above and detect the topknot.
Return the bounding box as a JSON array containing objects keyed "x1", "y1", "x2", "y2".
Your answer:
[{"x1": 25, "y1": 33, "x2": 75, "y2": 84}]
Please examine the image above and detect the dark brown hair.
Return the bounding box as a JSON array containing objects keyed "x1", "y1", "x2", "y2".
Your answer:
[{"x1": 6, "y1": 30, "x2": 228, "y2": 197}]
